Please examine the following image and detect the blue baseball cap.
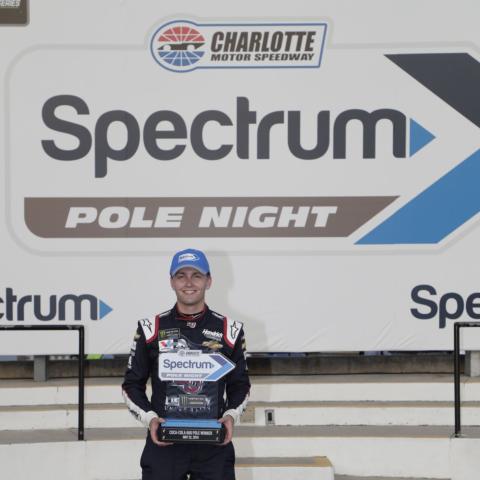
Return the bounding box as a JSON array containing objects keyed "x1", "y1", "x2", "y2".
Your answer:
[{"x1": 170, "y1": 248, "x2": 210, "y2": 276}]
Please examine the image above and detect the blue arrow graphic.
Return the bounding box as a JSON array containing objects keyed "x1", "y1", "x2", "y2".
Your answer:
[
  {"x1": 206, "y1": 354, "x2": 235, "y2": 381},
  {"x1": 410, "y1": 119, "x2": 435, "y2": 156},
  {"x1": 99, "y1": 300, "x2": 113, "y2": 319}
]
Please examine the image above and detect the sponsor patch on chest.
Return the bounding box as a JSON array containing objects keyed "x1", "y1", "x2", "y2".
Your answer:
[
  {"x1": 159, "y1": 328, "x2": 180, "y2": 340},
  {"x1": 202, "y1": 340, "x2": 223, "y2": 351},
  {"x1": 159, "y1": 338, "x2": 176, "y2": 351},
  {"x1": 202, "y1": 328, "x2": 223, "y2": 341}
]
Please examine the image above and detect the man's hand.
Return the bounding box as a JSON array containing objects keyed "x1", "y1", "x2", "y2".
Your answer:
[
  {"x1": 149, "y1": 417, "x2": 173, "y2": 447},
  {"x1": 218, "y1": 415, "x2": 234, "y2": 445}
]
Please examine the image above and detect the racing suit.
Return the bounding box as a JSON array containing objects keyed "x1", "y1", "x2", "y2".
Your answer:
[{"x1": 122, "y1": 305, "x2": 250, "y2": 480}]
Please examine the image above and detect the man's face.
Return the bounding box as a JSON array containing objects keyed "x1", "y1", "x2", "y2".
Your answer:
[{"x1": 170, "y1": 267, "x2": 212, "y2": 311}]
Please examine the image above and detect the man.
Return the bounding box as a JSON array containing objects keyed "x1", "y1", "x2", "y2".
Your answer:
[{"x1": 122, "y1": 248, "x2": 250, "y2": 480}]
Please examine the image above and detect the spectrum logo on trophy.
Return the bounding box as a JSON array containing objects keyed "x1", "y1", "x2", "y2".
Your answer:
[{"x1": 158, "y1": 347, "x2": 235, "y2": 443}]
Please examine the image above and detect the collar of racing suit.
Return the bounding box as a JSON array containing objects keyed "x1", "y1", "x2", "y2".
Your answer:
[{"x1": 174, "y1": 304, "x2": 207, "y2": 323}]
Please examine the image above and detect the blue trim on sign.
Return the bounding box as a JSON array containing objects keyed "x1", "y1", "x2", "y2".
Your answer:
[
  {"x1": 357, "y1": 149, "x2": 480, "y2": 244},
  {"x1": 162, "y1": 419, "x2": 221, "y2": 428},
  {"x1": 410, "y1": 119, "x2": 435, "y2": 156},
  {"x1": 206, "y1": 353, "x2": 235, "y2": 381}
]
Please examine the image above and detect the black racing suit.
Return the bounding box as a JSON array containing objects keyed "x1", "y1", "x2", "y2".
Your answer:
[{"x1": 122, "y1": 305, "x2": 250, "y2": 480}]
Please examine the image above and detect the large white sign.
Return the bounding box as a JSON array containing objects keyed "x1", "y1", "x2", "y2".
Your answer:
[{"x1": 1, "y1": 0, "x2": 479, "y2": 354}]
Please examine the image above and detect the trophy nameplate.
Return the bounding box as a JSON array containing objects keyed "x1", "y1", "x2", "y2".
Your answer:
[{"x1": 159, "y1": 418, "x2": 225, "y2": 443}]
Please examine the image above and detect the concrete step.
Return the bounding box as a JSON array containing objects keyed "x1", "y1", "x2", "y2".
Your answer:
[
  {"x1": 235, "y1": 457, "x2": 333, "y2": 480},
  {"x1": 2, "y1": 400, "x2": 480, "y2": 430},
  {"x1": 0, "y1": 377, "x2": 122, "y2": 406},
  {"x1": 2, "y1": 374, "x2": 480, "y2": 407},
  {"x1": 335, "y1": 477, "x2": 448, "y2": 480},
  {"x1": 1, "y1": 375, "x2": 478, "y2": 479},
  {"x1": 1, "y1": 425, "x2": 478, "y2": 478},
  {"x1": 247, "y1": 400, "x2": 480, "y2": 427},
  {"x1": 0, "y1": 353, "x2": 459, "y2": 379},
  {"x1": 0, "y1": 426, "x2": 480, "y2": 480},
  {"x1": 107, "y1": 458, "x2": 335, "y2": 480},
  {"x1": 0, "y1": 403, "x2": 139, "y2": 430}
]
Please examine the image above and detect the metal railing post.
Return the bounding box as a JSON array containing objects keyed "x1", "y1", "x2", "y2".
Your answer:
[
  {"x1": 0, "y1": 325, "x2": 86, "y2": 441},
  {"x1": 453, "y1": 321, "x2": 480, "y2": 437},
  {"x1": 78, "y1": 326, "x2": 85, "y2": 441},
  {"x1": 454, "y1": 322, "x2": 461, "y2": 436}
]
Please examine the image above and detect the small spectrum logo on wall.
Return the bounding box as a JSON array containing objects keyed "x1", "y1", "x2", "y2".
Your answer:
[
  {"x1": 0, "y1": 288, "x2": 113, "y2": 322},
  {"x1": 150, "y1": 19, "x2": 328, "y2": 72}
]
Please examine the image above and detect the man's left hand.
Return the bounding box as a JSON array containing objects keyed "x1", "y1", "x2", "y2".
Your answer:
[{"x1": 218, "y1": 415, "x2": 234, "y2": 445}]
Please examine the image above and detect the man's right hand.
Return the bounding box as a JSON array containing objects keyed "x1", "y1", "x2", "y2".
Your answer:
[{"x1": 149, "y1": 417, "x2": 173, "y2": 447}]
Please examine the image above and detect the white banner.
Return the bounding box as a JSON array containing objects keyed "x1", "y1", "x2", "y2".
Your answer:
[{"x1": 1, "y1": 0, "x2": 480, "y2": 354}]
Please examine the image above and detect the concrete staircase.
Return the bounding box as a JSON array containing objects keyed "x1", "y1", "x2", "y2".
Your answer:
[{"x1": 1, "y1": 374, "x2": 479, "y2": 479}]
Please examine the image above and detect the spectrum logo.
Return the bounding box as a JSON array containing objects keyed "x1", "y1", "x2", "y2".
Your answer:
[
  {"x1": 150, "y1": 20, "x2": 327, "y2": 72},
  {"x1": 41, "y1": 96, "x2": 433, "y2": 179},
  {"x1": 0, "y1": 288, "x2": 113, "y2": 321}
]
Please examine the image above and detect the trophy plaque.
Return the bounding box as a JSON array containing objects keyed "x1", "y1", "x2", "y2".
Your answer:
[{"x1": 159, "y1": 418, "x2": 225, "y2": 443}]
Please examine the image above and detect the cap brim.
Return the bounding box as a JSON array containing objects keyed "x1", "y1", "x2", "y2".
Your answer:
[{"x1": 170, "y1": 264, "x2": 209, "y2": 276}]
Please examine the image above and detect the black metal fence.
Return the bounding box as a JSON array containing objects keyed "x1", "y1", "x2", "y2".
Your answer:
[
  {"x1": 454, "y1": 321, "x2": 480, "y2": 437},
  {"x1": 0, "y1": 325, "x2": 85, "y2": 440}
]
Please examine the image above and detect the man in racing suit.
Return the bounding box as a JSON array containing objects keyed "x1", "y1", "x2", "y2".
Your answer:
[{"x1": 122, "y1": 248, "x2": 250, "y2": 480}]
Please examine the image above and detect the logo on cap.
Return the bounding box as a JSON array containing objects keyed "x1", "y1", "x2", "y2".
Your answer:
[{"x1": 178, "y1": 253, "x2": 200, "y2": 263}]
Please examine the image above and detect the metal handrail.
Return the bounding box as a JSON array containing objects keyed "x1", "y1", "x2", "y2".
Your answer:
[
  {"x1": 0, "y1": 325, "x2": 85, "y2": 440},
  {"x1": 454, "y1": 321, "x2": 480, "y2": 437}
]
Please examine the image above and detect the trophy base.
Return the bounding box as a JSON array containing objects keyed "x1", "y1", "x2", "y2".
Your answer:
[{"x1": 159, "y1": 419, "x2": 225, "y2": 444}]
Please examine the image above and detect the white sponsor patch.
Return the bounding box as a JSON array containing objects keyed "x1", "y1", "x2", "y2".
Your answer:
[
  {"x1": 203, "y1": 328, "x2": 223, "y2": 341},
  {"x1": 139, "y1": 317, "x2": 156, "y2": 342}
]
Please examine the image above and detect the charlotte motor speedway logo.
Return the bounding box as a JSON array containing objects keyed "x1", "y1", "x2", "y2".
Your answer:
[{"x1": 150, "y1": 20, "x2": 327, "y2": 72}]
